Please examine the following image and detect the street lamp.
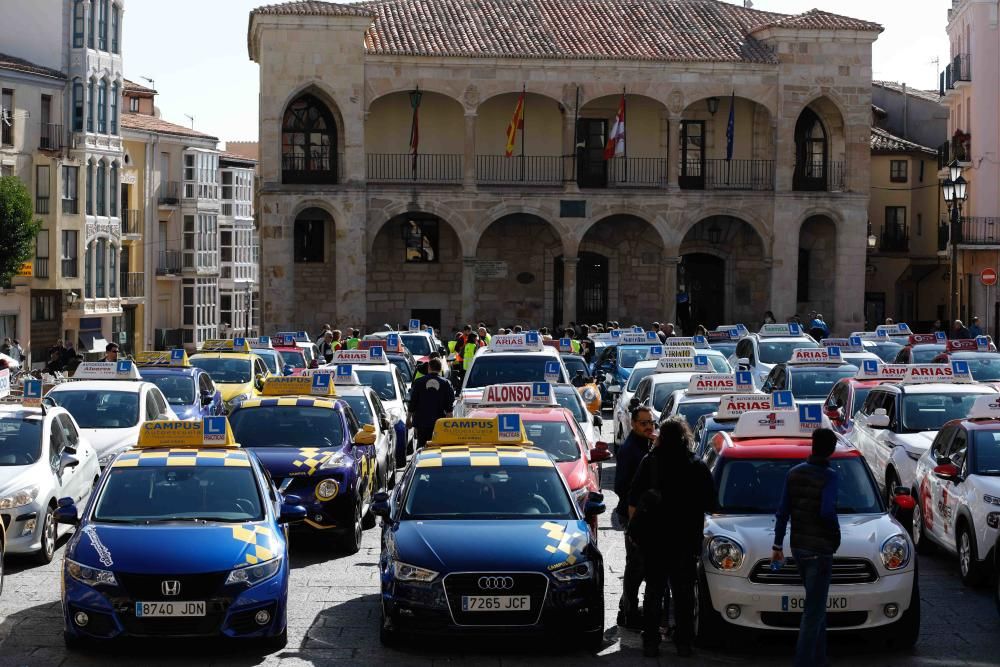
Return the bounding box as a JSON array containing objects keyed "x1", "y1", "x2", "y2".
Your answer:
[
  {"x1": 867, "y1": 224, "x2": 877, "y2": 250},
  {"x1": 706, "y1": 97, "x2": 720, "y2": 115},
  {"x1": 66, "y1": 291, "x2": 79, "y2": 305},
  {"x1": 943, "y1": 161, "x2": 969, "y2": 321}
]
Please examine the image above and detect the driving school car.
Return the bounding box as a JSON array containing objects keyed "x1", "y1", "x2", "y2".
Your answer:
[
  {"x1": 691, "y1": 391, "x2": 795, "y2": 458},
  {"x1": 697, "y1": 407, "x2": 918, "y2": 646},
  {"x1": 134, "y1": 350, "x2": 223, "y2": 421},
  {"x1": 227, "y1": 374, "x2": 379, "y2": 554},
  {"x1": 822, "y1": 361, "x2": 908, "y2": 434},
  {"x1": 59, "y1": 417, "x2": 300, "y2": 648},
  {"x1": 189, "y1": 338, "x2": 272, "y2": 412},
  {"x1": 374, "y1": 416, "x2": 605, "y2": 648},
  {"x1": 731, "y1": 323, "x2": 820, "y2": 387}
]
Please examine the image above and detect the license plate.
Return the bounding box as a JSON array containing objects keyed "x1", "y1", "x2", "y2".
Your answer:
[
  {"x1": 461, "y1": 595, "x2": 531, "y2": 612},
  {"x1": 780, "y1": 596, "x2": 848, "y2": 611},
  {"x1": 135, "y1": 601, "x2": 206, "y2": 617}
]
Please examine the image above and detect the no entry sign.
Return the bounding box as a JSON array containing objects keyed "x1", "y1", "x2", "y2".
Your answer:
[{"x1": 982, "y1": 268, "x2": 997, "y2": 286}]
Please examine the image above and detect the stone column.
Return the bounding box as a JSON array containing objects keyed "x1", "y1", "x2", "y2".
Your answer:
[
  {"x1": 666, "y1": 114, "x2": 681, "y2": 191},
  {"x1": 834, "y1": 203, "x2": 867, "y2": 334},
  {"x1": 260, "y1": 206, "x2": 294, "y2": 331},
  {"x1": 463, "y1": 113, "x2": 476, "y2": 188},
  {"x1": 562, "y1": 256, "x2": 579, "y2": 326},
  {"x1": 335, "y1": 198, "x2": 368, "y2": 328},
  {"x1": 769, "y1": 211, "x2": 799, "y2": 323},
  {"x1": 461, "y1": 256, "x2": 477, "y2": 324},
  {"x1": 663, "y1": 255, "x2": 680, "y2": 323}
]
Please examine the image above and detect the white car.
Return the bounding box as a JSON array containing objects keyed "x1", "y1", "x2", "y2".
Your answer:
[
  {"x1": 697, "y1": 410, "x2": 918, "y2": 647},
  {"x1": 849, "y1": 364, "x2": 996, "y2": 498},
  {"x1": 0, "y1": 402, "x2": 99, "y2": 563},
  {"x1": 730, "y1": 323, "x2": 820, "y2": 387},
  {"x1": 45, "y1": 362, "x2": 177, "y2": 468},
  {"x1": 911, "y1": 395, "x2": 1000, "y2": 586},
  {"x1": 334, "y1": 381, "x2": 398, "y2": 486},
  {"x1": 613, "y1": 359, "x2": 661, "y2": 444},
  {"x1": 659, "y1": 372, "x2": 758, "y2": 430}
]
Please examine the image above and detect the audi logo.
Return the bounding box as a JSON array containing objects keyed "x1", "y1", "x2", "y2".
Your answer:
[{"x1": 478, "y1": 576, "x2": 515, "y2": 590}]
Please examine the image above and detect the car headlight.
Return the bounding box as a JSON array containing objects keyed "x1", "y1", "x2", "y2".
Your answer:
[
  {"x1": 386, "y1": 407, "x2": 403, "y2": 423},
  {"x1": 581, "y1": 387, "x2": 597, "y2": 403},
  {"x1": 0, "y1": 485, "x2": 39, "y2": 510},
  {"x1": 67, "y1": 559, "x2": 117, "y2": 587},
  {"x1": 319, "y1": 452, "x2": 351, "y2": 470},
  {"x1": 315, "y1": 478, "x2": 339, "y2": 500},
  {"x1": 707, "y1": 536, "x2": 745, "y2": 570},
  {"x1": 225, "y1": 557, "x2": 282, "y2": 586},
  {"x1": 393, "y1": 560, "x2": 438, "y2": 583},
  {"x1": 551, "y1": 561, "x2": 594, "y2": 582},
  {"x1": 880, "y1": 534, "x2": 910, "y2": 570}
]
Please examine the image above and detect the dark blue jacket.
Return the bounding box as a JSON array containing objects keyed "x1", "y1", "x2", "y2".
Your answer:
[
  {"x1": 615, "y1": 432, "x2": 650, "y2": 511},
  {"x1": 774, "y1": 456, "x2": 840, "y2": 555},
  {"x1": 408, "y1": 373, "x2": 455, "y2": 430}
]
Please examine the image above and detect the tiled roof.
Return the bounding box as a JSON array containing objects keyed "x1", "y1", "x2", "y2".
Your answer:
[
  {"x1": 253, "y1": 1, "x2": 375, "y2": 16},
  {"x1": 751, "y1": 8, "x2": 882, "y2": 33},
  {"x1": 123, "y1": 78, "x2": 156, "y2": 95},
  {"x1": 873, "y1": 81, "x2": 942, "y2": 104},
  {"x1": 219, "y1": 150, "x2": 258, "y2": 165},
  {"x1": 121, "y1": 112, "x2": 218, "y2": 141},
  {"x1": 870, "y1": 126, "x2": 938, "y2": 156},
  {"x1": 0, "y1": 53, "x2": 65, "y2": 80}
]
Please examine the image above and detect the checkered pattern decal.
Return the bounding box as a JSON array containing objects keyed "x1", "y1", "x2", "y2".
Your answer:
[
  {"x1": 112, "y1": 448, "x2": 251, "y2": 467},
  {"x1": 230, "y1": 524, "x2": 275, "y2": 565},
  {"x1": 235, "y1": 397, "x2": 339, "y2": 410},
  {"x1": 540, "y1": 521, "x2": 588, "y2": 565},
  {"x1": 415, "y1": 446, "x2": 553, "y2": 468},
  {"x1": 291, "y1": 448, "x2": 333, "y2": 475}
]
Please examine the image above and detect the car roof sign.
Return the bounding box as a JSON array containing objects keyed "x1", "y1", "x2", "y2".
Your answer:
[
  {"x1": 200, "y1": 338, "x2": 252, "y2": 353},
  {"x1": 855, "y1": 360, "x2": 909, "y2": 380},
  {"x1": 248, "y1": 336, "x2": 274, "y2": 350},
  {"x1": 21, "y1": 378, "x2": 42, "y2": 407},
  {"x1": 655, "y1": 355, "x2": 712, "y2": 372},
  {"x1": 262, "y1": 374, "x2": 337, "y2": 396},
  {"x1": 821, "y1": 336, "x2": 863, "y2": 353},
  {"x1": 967, "y1": 395, "x2": 1000, "y2": 420},
  {"x1": 876, "y1": 323, "x2": 912, "y2": 336},
  {"x1": 360, "y1": 338, "x2": 404, "y2": 353},
  {"x1": 732, "y1": 405, "x2": 831, "y2": 438},
  {"x1": 663, "y1": 346, "x2": 697, "y2": 358},
  {"x1": 136, "y1": 416, "x2": 238, "y2": 449},
  {"x1": 334, "y1": 365, "x2": 360, "y2": 385},
  {"x1": 428, "y1": 415, "x2": 532, "y2": 446},
  {"x1": 665, "y1": 336, "x2": 709, "y2": 349},
  {"x1": 946, "y1": 337, "x2": 993, "y2": 352},
  {"x1": 330, "y1": 348, "x2": 387, "y2": 364},
  {"x1": 488, "y1": 333, "x2": 545, "y2": 352},
  {"x1": 275, "y1": 331, "x2": 310, "y2": 343},
  {"x1": 787, "y1": 347, "x2": 844, "y2": 365},
  {"x1": 72, "y1": 360, "x2": 143, "y2": 381},
  {"x1": 644, "y1": 345, "x2": 664, "y2": 360},
  {"x1": 478, "y1": 382, "x2": 557, "y2": 406},
  {"x1": 134, "y1": 349, "x2": 191, "y2": 368},
  {"x1": 714, "y1": 393, "x2": 773, "y2": 420},
  {"x1": 686, "y1": 372, "x2": 754, "y2": 395},
  {"x1": 0, "y1": 368, "x2": 9, "y2": 400},
  {"x1": 900, "y1": 362, "x2": 974, "y2": 384},
  {"x1": 758, "y1": 323, "x2": 802, "y2": 337}
]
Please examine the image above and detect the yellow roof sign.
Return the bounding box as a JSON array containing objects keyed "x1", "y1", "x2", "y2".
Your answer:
[
  {"x1": 201, "y1": 338, "x2": 252, "y2": 353},
  {"x1": 136, "y1": 416, "x2": 238, "y2": 448},
  {"x1": 429, "y1": 415, "x2": 531, "y2": 447},
  {"x1": 134, "y1": 349, "x2": 190, "y2": 367},
  {"x1": 261, "y1": 374, "x2": 337, "y2": 397}
]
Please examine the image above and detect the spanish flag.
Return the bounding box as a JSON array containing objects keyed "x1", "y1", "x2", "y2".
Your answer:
[{"x1": 504, "y1": 91, "x2": 525, "y2": 158}]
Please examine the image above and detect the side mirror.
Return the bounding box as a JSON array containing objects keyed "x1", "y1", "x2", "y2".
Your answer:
[
  {"x1": 200, "y1": 390, "x2": 214, "y2": 406},
  {"x1": 54, "y1": 497, "x2": 79, "y2": 525},
  {"x1": 589, "y1": 441, "x2": 612, "y2": 463},
  {"x1": 362, "y1": 423, "x2": 376, "y2": 434},
  {"x1": 354, "y1": 430, "x2": 377, "y2": 446},
  {"x1": 868, "y1": 408, "x2": 890, "y2": 429},
  {"x1": 933, "y1": 462, "x2": 961, "y2": 482},
  {"x1": 891, "y1": 486, "x2": 916, "y2": 511},
  {"x1": 309, "y1": 359, "x2": 319, "y2": 369},
  {"x1": 279, "y1": 494, "x2": 308, "y2": 524},
  {"x1": 737, "y1": 357, "x2": 750, "y2": 370},
  {"x1": 371, "y1": 491, "x2": 391, "y2": 518},
  {"x1": 254, "y1": 374, "x2": 264, "y2": 391},
  {"x1": 283, "y1": 364, "x2": 294, "y2": 376},
  {"x1": 593, "y1": 414, "x2": 603, "y2": 428},
  {"x1": 584, "y1": 490, "x2": 606, "y2": 517},
  {"x1": 60, "y1": 452, "x2": 80, "y2": 472},
  {"x1": 628, "y1": 397, "x2": 640, "y2": 411},
  {"x1": 823, "y1": 406, "x2": 843, "y2": 422}
]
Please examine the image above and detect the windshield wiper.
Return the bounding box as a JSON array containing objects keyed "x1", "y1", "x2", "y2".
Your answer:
[{"x1": 142, "y1": 517, "x2": 206, "y2": 524}]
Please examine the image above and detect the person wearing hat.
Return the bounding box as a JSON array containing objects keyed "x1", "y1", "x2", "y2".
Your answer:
[
  {"x1": 103, "y1": 342, "x2": 120, "y2": 362},
  {"x1": 968, "y1": 316, "x2": 983, "y2": 338}
]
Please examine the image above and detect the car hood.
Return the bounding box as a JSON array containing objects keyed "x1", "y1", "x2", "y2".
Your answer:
[
  {"x1": 0, "y1": 466, "x2": 44, "y2": 498},
  {"x1": 249, "y1": 446, "x2": 348, "y2": 478},
  {"x1": 70, "y1": 522, "x2": 280, "y2": 574},
  {"x1": 706, "y1": 513, "x2": 910, "y2": 571},
  {"x1": 388, "y1": 519, "x2": 593, "y2": 572},
  {"x1": 172, "y1": 404, "x2": 202, "y2": 421},
  {"x1": 82, "y1": 427, "x2": 140, "y2": 458},
  {"x1": 894, "y1": 431, "x2": 937, "y2": 457},
  {"x1": 556, "y1": 458, "x2": 589, "y2": 491}
]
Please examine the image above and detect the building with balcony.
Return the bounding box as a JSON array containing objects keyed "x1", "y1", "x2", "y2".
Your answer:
[
  {"x1": 939, "y1": 0, "x2": 1000, "y2": 332},
  {"x1": 219, "y1": 151, "x2": 259, "y2": 337},
  {"x1": 249, "y1": 0, "x2": 881, "y2": 335}
]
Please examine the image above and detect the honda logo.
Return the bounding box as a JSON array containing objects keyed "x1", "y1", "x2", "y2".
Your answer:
[
  {"x1": 161, "y1": 580, "x2": 181, "y2": 596},
  {"x1": 477, "y1": 576, "x2": 515, "y2": 590}
]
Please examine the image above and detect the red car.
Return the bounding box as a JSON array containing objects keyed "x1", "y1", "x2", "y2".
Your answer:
[
  {"x1": 893, "y1": 333, "x2": 947, "y2": 364},
  {"x1": 822, "y1": 363, "x2": 908, "y2": 434},
  {"x1": 275, "y1": 345, "x2": 310, "y2": 375},
  {"x1": 468, "y1": 405, "x2": 610, "y2": 535},
  {"x1": 931, "y1": 338, "x2": 1000, "y2": 384}
]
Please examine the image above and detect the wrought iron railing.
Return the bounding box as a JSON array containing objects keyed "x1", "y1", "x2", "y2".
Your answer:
[
  {"x1": 34, "y1": 258, "x2": 49, "y2": 278},
  {"x1": 953, "y1": 54, "x2": 971, "y2": 83},
  {"x1": 121, "y1": 209, "x2": 142, "y2": 236},
  {"x1": 157, "y1": 250, "x2": 182, "y2": 274},
  {"x1": 879, "y1": 227, "x2": 909, "y2": 252},
  {"x1": 679, "y1": 159, "x2": 774, "y2": 191},
  {"x1": 793, "y1": 161, "x2": 846, "y2": 192},
  {"x1": 35, "y1": 196, "x2": 49, "y2": 214},
  {"x1": 158, "y1": 181, "x2": 179, "y2": 205},
  {"x1": 607, "y1": 157, "x2": 667, "y2": 188},
  {"x1": 39, "y1": 123, "x2": 63, "y2": 150},
  {"x1": 958, "y1": 217, "x2": 1000, "y2": 245},
  {"x1": 476, "y1": 155, "x2": 564, "y2": 185},
  {"x1": 120, "y1": 272, "x2": 144, "y2": 297},
  {"x1": 366, "y1": 153, "x2": 463, "y2": 183}
]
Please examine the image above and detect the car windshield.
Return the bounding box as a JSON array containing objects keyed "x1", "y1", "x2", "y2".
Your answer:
[
  {"x1": 47, "y1": 390, "x2": 139, "y2": 429},
  {"x1": 677, "y1": 400, "x2": 722, "y2": 429},
  {"x1": 0, "y1": 417, "x2": 42, "y2": 465},
  {"x1": 627, "y1": 367, "x2": 656, "y2": 392},
  {"x1": 523, "y1": 420, "x2": 581, "y2": 462},
  {"x1": 553, "y1": 388, "x2": 588, "y2": 424},
  {"x1": 255, "y1": 350, "x2": 281, "y2": 374},
  {"x1": 899, "y1": 393, "x2": 985, "y2": 433},
  {"x1": 706, "y1": 354, "x2": 732, "y2": 373},
  {"x1": 190, "y1": 357, "x2": 253, "y2": 384},
  {"x1": 710, "y1": 342, "x2": 737, "y2": 358},
  {"x1": 619, "y1": 346, "x2": 656, "y2": 369},
  {"x1": 145, "y1": 374, "x2": 196, "y2": 406},
  {"x1": 758, "y1": 339, "x2": 820, "y2": 364},
  {"x1": 279, "y1": 349, "x2": 306, "y2": 369},
  {"x1": 400, "y1": 335, "x2": 433, "y2": 356},
  {"x1": 563, "y1": 356, "x2": 589, "y2": 378},
  {"x1": 869, "y1": 342, "x2": 903, "y2": 363},
  {"x1": 911, "y1": 346, "x2": 945, "y2": 363},
  {"x1": 389, "y1": 357, "x2": 413, "y2": 384},
  {"x1": 787, "y1": 368, "x2": 858, "y2": 399},
  {"x1": 403, "y1": 466, "x2": 576, "y2": 519},
  {"x1": 229, "y1": 406, "x2": 345, "y2": 448},
  {"x1": 340, "y1": 395, "x2": 374, "y2": 426},
  {"x1": 93, "y1": 466, "x2": 263, "y2": 523},
  {"x1": 972, "y1": 430, "x2": 1000, "y2": 475},
  {"x1": 464, "y1": 357, "x2": 566, "y2": 388},
  {"x1": 715, "y1": 457, "x2": 882, "y2": 514},
  {"x1": 653, "y1": 382, "x2": 690, "y2": 411},
  {"x1": 355, "y1": 368, "x2": 398, "y2": 401},
  {"x1": 958, "y1": 355, "x2": 1000, "y2": 381}
]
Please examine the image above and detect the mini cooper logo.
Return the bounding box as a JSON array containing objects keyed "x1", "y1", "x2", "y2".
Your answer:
[
  {"x1": 478, "y1": 576, "x2": 515, "y2": 590},
  {"x1": 161, "y1": 580, "x2": 181, "y2": 596}
]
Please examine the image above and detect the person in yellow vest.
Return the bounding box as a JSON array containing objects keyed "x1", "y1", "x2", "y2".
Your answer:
[
  {"x1": 563, "y1": 328, "x2": 582, "y2": 354},
  {"x1": 345, "y1": 328, "x2": 361, "y2": 349},
  {"x1": 477, "y1": 325, "x2": 491, "y2": 346},
  {"x1": 462, "y1": 332, "x2": 480, "y2": 372}
]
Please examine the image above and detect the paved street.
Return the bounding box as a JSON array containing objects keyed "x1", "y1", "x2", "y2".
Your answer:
[{"x1": 1, "y1": 417, "x2": 998, "y2": 667}]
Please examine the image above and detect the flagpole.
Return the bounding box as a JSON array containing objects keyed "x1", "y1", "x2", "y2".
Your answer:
[
  {"x1": 573, "y1": 86, "x2": 579, "y2": 185},
  {"x1": 622, "y1": 87, "x2": 627, "y2": 184},
  {"x1": 520, "y1": 85, "x2": 526, "y2": 182}
]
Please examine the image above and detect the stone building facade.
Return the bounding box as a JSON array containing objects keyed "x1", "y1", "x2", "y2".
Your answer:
[{"x1": 249, "y1": 0, "x2": 881, "y2": 335}]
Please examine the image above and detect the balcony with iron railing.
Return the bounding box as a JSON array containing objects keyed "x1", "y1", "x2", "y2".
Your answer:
[
  {"x1": 953, "y1": 54, "x2": 971, "y2": 85},
  {"x1": 679, "y1": 159, "x2": 774, "y2": 191},
  {"x1": 939, "y1": 66, "x2": 954, "y2": 96},
  {"x1": 879, "y1": 226, "x2": 909, "y2": 252},
  {"x1": 158, "y1": 181, "x2": 179, "y2": 205},
  {"x1": 156, "y1": 249, "x2": 182, "y2": 275},
  {"x1": 956, "y1": 217, "x2": 1000, "y2": 246},
  {"x1": 476, "y1": 155, "x2": 565, "y2": 186},
  {"x1": 121, "y1": 209, "x2": 142, "y2": 237},
  {"x1": 793, "y1": 162, "x2": 847, "y2": 192},
  {"x1": 366, "y1": 154, "x2": 464, "y2": 184},
  {"x1": 38, "y1": 123, "x2": 63, "y2": 151},
  {"x1": 34, "y1": 258, "x2": 49, "y2": 279},
  {"x1": 35, "y1": 196, "x2": 49, "y2": 214},
  {"x1": 120, "y1": 272, "x2": 144, "y2": 298},
  {"x1": 62, "y1": 196, "x2": 79, "y2": 215}
]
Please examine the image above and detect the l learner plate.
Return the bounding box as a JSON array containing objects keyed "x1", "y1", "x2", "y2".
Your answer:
[
  {"x1": 780, "y1": 596, "x2": 848, "y2": 611},
  {"x1": 461, "y1": 595, "x2": 531, "y2": 612},
  {"x1": 135, "y1": 601, "x2": 206, "y2": 617}
]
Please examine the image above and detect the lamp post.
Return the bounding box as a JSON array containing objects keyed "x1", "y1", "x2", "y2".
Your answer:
[
  {"x1": 867, "y1": 221, "x2": 877, "y2": 251},
  {"x1": 943, "y1": 159, "x2": 969, "y2": 322},
  {"x1": 706, "y1": 97, "x2": 720, "y2": 115}
]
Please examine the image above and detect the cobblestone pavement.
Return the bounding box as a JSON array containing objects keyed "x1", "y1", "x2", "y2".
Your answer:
[{"x1": 1, "y1": 418, "x2": 998, "y2": 666}]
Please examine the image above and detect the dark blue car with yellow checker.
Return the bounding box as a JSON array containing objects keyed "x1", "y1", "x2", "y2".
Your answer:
[
  {"x1": 228, "y1": 375, "x2": 379, "y2": 554},
  {"x1": 58, "y1": 417, "x2": 302, "y2": 648},
  {"x1": 374, "y1": 416, "x2": 605, "y2": 648}
]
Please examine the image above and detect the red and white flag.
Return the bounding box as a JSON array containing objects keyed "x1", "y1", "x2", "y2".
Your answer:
[{"x1": 604, "y1": 95, "x2": 626, "y2": 159}]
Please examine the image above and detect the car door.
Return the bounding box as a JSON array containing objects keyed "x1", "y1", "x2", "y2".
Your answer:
[
  {"x1": 368, "y1": 392, "x2": 392, "y2": 474},
  {"x1": 852, "y1": 389, "x2": 884, "y2": 474},
  {"x1": 57, "y1": 414, "x2": 95, "y2": 502},
  {"x1": 868, "y1": 392, "x2": 899, "y2": 489},
  {"x1": 939, "y1": 427, "x2": 968, "y2": 543},
  {"x1": 920, "y1": 425, "x2": 956, "y2": 546}
]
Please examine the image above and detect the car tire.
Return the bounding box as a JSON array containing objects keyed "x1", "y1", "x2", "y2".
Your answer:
[
  {"x1": 582, "y1": 627, "x2": 604, "y2": 651},
  {"x1": 957, "y1": 523, "x2": 987, "y2": 587},
  {"x1": 337, "y1": 504, "x2": 363, "y2": 554},
  {"x1": 884, "y1": 469, "x2": 900, "y2": 506},
  {"x1": 262, "y1": 627, "x2": 287, "y2": 651},
  {"x1": 34, "y1": 505, "x2": 56, "y2": 565},
  {"x1": 693, "y1": 568, "x2": 726, "y2": 648},
  {"x1": 887, "y1": 570, "x2": 920, "y2": 649},
  {"x1": 911, "y1": 491, "x2": 933, "y2": 554},
  {"x1": 379, "y1": 608, "x2": 400, "y2": 647}
]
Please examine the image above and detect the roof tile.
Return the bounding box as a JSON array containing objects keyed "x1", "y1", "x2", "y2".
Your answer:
[
  {"x1": 0, "y1": 52, "x2": 66, "y2": 80},
  {"x1": 120, "y1": 112, "x2": 218, "y2": 141},
  {"x1": 870, "y1": 126, "x2": 938, "y2": 156}
]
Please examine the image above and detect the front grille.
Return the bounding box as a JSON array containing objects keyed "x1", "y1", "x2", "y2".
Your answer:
[
  {"x1": 748, "y1": 558, "x2": 879, "y2": 585},
  {"x1": 760, "y1": 611, "x2": 869, "y2": 629},
  {"x1": 121, "y1": 614, "x2": 225, "y2": 637},
  {"x1": 227, "y1": 603, "x2": 276, "y2": 635},
  {"x1": 116, "y1": 571, "x2": 228, "y2": 601},
  {"x1": 442, "y1": 572, "x2": 548, "y2": 626}
]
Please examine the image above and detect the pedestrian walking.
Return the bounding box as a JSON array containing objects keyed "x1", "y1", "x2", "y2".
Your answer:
[
  {"x1": 318, "y1": 331, "x2": 336, "y2": 364},
  {"x1": 770, "y1": 428, "x2": 841, "y2": 667},
  {"x1": 968, "y1": 316, "x2": 983, "y2": 338},
  {"x1": 615, "y1": 407, "x2": 655, "y2": 630},
  {"x1": 407, "y1": 358, "x2": 455, "y2": 449},
  {"x1": 627, "y1": 416, "x2": 715, "y2": 658},
  {"x1": 763, "y1": 310, "x2": 776, "y2": 325},
  {"x1": 951, "y1": 319, "x2": 971, "y2": 339}
]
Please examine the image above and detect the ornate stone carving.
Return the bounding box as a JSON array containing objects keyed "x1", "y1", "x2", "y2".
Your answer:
[
  {"x1": 667, "y1": 90, "x2": 684, "y2": 114},
  {"x1": 463, "y1": 84, "x2": 480, "y2": 111}
]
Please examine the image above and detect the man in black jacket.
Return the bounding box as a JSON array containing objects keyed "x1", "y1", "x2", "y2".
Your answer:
[
  {"x1": 770, "y1": 428, "x2": 840, "y2": 667},
  {"x1": 615, "y1": 407, "x2": 655, "y2": 629},
  {"x1": 407, "y1": 358, "x2": 455, "y2": 449},
  {"x1": 628, "y1": 416, "x2": 715, "y2": 657}
]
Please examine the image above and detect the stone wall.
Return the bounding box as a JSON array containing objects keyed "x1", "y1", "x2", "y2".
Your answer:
[{"x1": 797, "y1": 216, "x2": 838, "y2": 323}]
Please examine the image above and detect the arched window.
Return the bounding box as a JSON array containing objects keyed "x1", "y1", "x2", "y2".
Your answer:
[
  {"x1": 110, "y1": 81, "x2": 118, "y2": 134},
  {"x1": 72, "y1": 79, "x2": 84, "y2": 131},
  {"x1": 793, "y1": 108, "x2": 828, "y2": 191},
  {"x1": 88, "y1": 1, "x2": 95, "y2": 48},
  {"x1": 96, "y1": 238, "x2": 106, "y2": 298},
  {"x1": 111, "y1": 4, "x2": 120, "y2": 54},
  {"x1": 97, "y1": 79, "x2": 108, "y2": 133},
  {"x1": 282, "y1": 93, "x2": 337, "y2": 184},
  {"x1": 73, "y1": 1, "x2": 85, "y2": 48},
  {"x1": 98, "y1": 0, "x2": 108, "y2": 51},
  {"x1": 85, "y1": 161, "x2": 94, "y2": 215},
  {"x1": 96, "y1": 161, "x2": 106, "y2": 215},
  {"x1": 110, "y1": 162, "x2": 118, "y2": 216},
  {"x1": 85, "y1": 241, "x2": 93, "y2": 298}
]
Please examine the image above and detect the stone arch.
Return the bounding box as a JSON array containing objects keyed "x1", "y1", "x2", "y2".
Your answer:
[
  {"x1": 365, "y1": 85, "x2": 464, "y2": 115},
  {"x1": 279, "y1": 83, "x2": 345, "y2": 184},
  {"x1": 797, "y1": 215, "x2": 839, "y2": 325},
  {"x1": 365, "y1": 90, "x2": 465, "y2": 158},
  {"x1": 366, "y1": 212, "x2": 464, "y2": 331},
  {"x1": 671, "y1": 205, "x2": 773, "y2": 255},
  {"x1": 475, "y1": 91, "x2": 566, "y2": 175},
  {"x1": 579, "y1": 206, "x2": 667, "y2": 252},
  {"x1": 374, "y1": 200, "x2": 470, "y2": 256},
  {"x1": 679, "y1": 95, "x2": 776, "y2": 175},
  {"x1": 792, "y1": 95, "x2": 847, "y2": 191},
  {"x1": 475, "y1": 213, "x2": 564, "y2": 326},
  {"x1": 679, "y1": 216, "x2": 770, "y2": 328},
  {"x1": 578, "y1": 93, "x2": 667, "y2": 164}
]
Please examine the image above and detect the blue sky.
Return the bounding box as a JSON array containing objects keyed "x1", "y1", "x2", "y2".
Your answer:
[{"x1": 122, "y1": 0, "x2": 950, "y2": 143}]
